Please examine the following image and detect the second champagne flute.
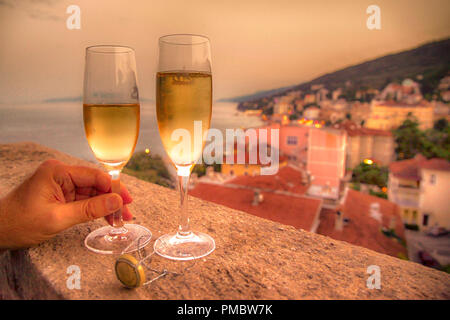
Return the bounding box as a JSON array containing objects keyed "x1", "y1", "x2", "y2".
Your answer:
[{"x1": 155, "y1": 34, "x2": 215, "y2": 260}]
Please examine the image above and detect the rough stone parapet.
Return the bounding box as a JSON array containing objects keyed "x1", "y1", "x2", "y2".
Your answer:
[{"x1": 0, "y1": 142, "x2": 449, "y2": 299}]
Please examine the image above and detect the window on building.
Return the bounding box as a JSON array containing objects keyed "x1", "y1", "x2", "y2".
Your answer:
[
  {"x1": 403, "y1": 209, "x2": 409, "y2": 220},
  {"x1": 287, "y1": 136, "x2": 298, "y2": 145},
  {"x1": 429, "y1": 174, "x2": 436, "y2": 185},
  {"x1": 422, "y1": 214, "x2": 429, "y2": 227},
  {"x1": 412, "y1": 210, "x2": 418, "y2": 221}
]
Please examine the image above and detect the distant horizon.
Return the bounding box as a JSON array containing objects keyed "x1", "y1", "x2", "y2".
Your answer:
[
  {"x1": 2, "y1": 36, "x2": 447, "y2": 106},
  {"x1": 1, "y1": 0, "x2": 449, "y2": 104}
]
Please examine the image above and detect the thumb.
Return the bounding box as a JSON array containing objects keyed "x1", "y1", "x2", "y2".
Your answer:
[{"x1": 54, "y1": 193, "x2": 123, "y2": 230}]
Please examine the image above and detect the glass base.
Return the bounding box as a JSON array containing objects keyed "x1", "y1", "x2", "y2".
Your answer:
[
  {"x1": 154, "y1": 231, "x2": 215, "y2": 261},
  {"x1": 84, "y1": 224, "x2": 152, "y2": 255}
]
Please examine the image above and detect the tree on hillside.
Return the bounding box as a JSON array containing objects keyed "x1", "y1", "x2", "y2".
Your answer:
[
  {"x1": 434, "y1": 118, "x2": 448, "y2": 131},
  {"x1": 421, "y1": 125, "x2": 450, "y2": 160},
  {"x1": 393, "y1": 115, "x2": 450, "y2": 161},
  {"x1": 351, "y1": 161, "x2": 388, "y2": 189},
  {"x1": 392, "y1": 114, "x2": 424, "y2": 160}
]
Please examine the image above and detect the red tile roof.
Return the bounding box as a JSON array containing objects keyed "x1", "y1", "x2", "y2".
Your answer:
[
  {"x1": 389, "y1": 154, "x2": 427, "y2": 180},
  {"x1": 189, "y1": 183, "x2": 322, "y2": 231},
  {"x1": 420, "y1": 158, "x2": 450, "y2": 171},
  {"x1": 226, "y1": 165, "x2": 308, "y2": 195},
  {"x1": 317, "y1": 189, "x2": 407, "y2": 258},
  {"x1": 389, "y1": 155, "x2": 450, "y2": 180},
  {"x1": 334, "y1": 120, "x2": 392, "y2": 137}
]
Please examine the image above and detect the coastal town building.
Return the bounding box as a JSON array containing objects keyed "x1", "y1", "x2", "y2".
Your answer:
[
  {"x1": 366, "y1": 79, "x2": 434, "y2": 130},
  {"x1": 388, "y1": 155, "x2": 450, "y2": 230},
  {"x1": 355, "y1": 88, "x2": 379, "y2": 101},
  {"x1": 438, "y1": 75, "x2": 450, "y2": 92},
  {"x1": 378, "y1": 79, "x2": 422, "y2": 103},
  {"x1": 273, "y1": 98, "x2": 293, "y2": 115},
  {"x1": 366, "y1": 100, "x2": 434, "y2": 130},
  {"x1": 303, "y1": 93, "x2": 316, "y2": 104},
  {"x1": 220, "y1": 141, "x2": 287, "y2": 178},
  {"x1": 348, "y1": 101, "x2": 371, "y2": 125},
  {"x1": 303, "y1": 106, "x2": 320, "y2": 120},
  {"x1": 332, "y1": 88, "x2": 343, "y2": 101},
  {"x1": 418, "y1": 159, "x2": 450, "y2": 230},
  {"x1": 316, "y1": 88, "x2": 329, "y2": 103},
  {"x1": 256, "y1": 122, "x2": 309, "y2": 163},
  {"x1": 306, "y1": 127, "x2": 347, "y2": 201},
  {"x1": 388, "y1": 155, "x2": 424, "y2": 226},
  {"x1": 255, "y1": 123, "x2": 347, "y2": 201},
  {"x1": 319, "y1": 99, "x2": 349, "y2": 124},
  {"x1": 441, "y1": 91, "x2": 450, "y2": 103},
  {"x1": 333, "y1": 120, "x2": 394, "y2": 168}
]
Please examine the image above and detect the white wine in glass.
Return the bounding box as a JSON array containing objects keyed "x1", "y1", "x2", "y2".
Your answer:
[
  {"x1": 155, "y1": 34, "x2": 215, "y2": 261},
  {"x1": 83, "y1": 103, "x2": 140, "y2": 171},
  {"x1": 83, "y1": 45, "x2": 152, "y2": 254},
  {"x1": 156, "y1": 72, "x2": 212, "y2": 166}
]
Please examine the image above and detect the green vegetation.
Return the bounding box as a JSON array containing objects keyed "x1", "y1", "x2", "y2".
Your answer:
[
  {"x1": 397, "y1": 252, "x2": 409, "y2": 260},
  {"x1": 192, "y1": 163, "x2": 221, "y2": 177},
  {"x1": 351, "y1": 161, "x2": 388, "y2": 189},
  {"x1": 349, "y1": 182, "x2": 360, "y2": 191},
  {"x1": 393, "y1": 115, "x2": 450, "y2": 161},
  {"x1": 441, "y1": 265, "x2": 450, "y2": 274},
  {"x1": 417, "y1": 66, "x2": 450, "y2": 101},
  {"x1": 123, "y1": 151, "x2": 173, "y2": 188},
  {"x1": 369, "y1": 189, "x2": 387, "y2": 199},
  {"x1": 381, "y1": 228, "x2": 406, "y2": 247}
]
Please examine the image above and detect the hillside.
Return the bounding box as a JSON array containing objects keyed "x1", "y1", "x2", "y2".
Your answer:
[{"x1": 230, "y1": 38, "x2": 450, "y2": 105}]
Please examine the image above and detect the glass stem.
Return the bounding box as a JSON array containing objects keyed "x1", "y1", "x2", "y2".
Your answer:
[
  {"x1": 108, "y1": 170, "x2": 127, "y2": 237},
  {"x1": 176, "y1": 168, "x2": 191, "y2": 237}
]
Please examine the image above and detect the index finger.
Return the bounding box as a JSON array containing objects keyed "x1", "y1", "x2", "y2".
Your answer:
[{"x1": 65, "y1": 165, "x2": 111, "y2": 193}]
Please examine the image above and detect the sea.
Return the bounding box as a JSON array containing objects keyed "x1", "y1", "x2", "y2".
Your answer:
[{"x1": 0, "y1": 101, "x2": 263, "y2": 164}]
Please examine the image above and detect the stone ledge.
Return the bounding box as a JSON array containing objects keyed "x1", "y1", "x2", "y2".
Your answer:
[{"x1": 0, "y1": 142, "x2": 449, "y2": 300}]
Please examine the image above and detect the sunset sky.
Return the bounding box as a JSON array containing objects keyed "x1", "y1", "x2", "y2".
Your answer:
[{"x1": 0, "y1": 0, "x2": 449, "y2": 103}]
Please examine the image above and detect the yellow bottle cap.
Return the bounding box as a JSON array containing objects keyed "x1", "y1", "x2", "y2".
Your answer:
[{"x1": 115, "y1": 254, "x2": 146, "y2": 288}]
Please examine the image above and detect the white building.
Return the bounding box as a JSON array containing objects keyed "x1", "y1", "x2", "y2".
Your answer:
[{"x1": 419, "y1": 159, "x2": 450, "y2": 230}]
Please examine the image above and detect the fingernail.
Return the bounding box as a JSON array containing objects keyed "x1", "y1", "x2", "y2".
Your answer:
[{"x1": 106, "y1": 195, "x2": 121, "y2": 212}]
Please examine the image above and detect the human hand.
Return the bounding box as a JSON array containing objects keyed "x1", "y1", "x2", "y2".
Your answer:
[{"x1": 0, "y1": 159, "x2": 133, "y2": 249}]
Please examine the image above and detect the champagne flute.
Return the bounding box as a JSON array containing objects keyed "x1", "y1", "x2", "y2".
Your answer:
[
  {"x1": 83, "y1": 45, "x2": 152, "y2": 254},
  {"x1": 155, "y1": 34, "x2": 215, "y2": 260}
]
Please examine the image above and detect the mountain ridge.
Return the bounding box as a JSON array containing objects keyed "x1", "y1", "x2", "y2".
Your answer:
[{"x1": 225, "y1": 38, "x2": 450, "y2": 103}]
